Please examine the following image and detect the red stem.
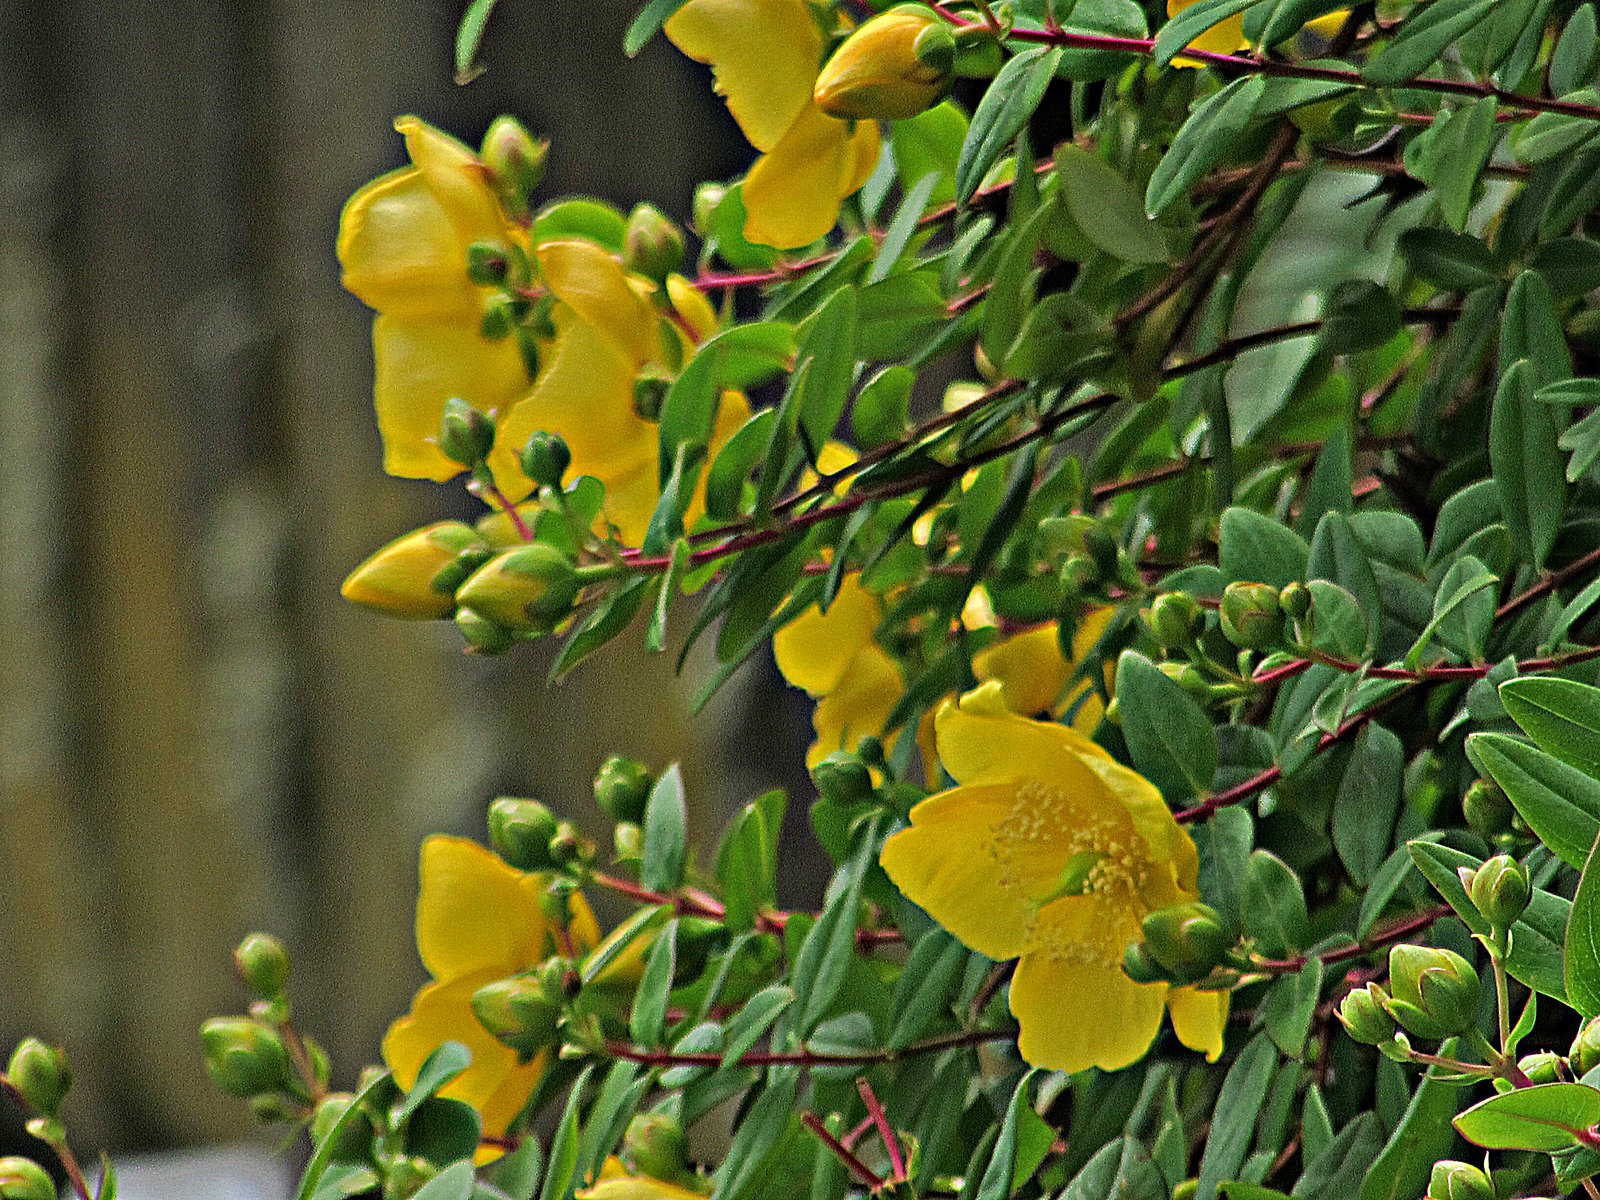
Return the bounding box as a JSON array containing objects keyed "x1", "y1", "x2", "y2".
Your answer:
[
  {"x1": 803, "y1": 1113, "x2": 887, "y2": 1189},
  {"x1": 1251, "y1": 905, "x2": 1451, "y2": 972},
  {"x1": 858, "y1": 1079, "x2": 907, "y2": 1183}
]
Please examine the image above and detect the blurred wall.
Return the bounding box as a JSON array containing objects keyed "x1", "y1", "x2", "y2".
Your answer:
[{"x1": 0, "y1": 0, "x2": 814, "y2": 1153}]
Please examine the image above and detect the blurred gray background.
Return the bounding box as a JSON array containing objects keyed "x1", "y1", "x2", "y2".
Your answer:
[{"x1": 0, "y1": 0, "x2": 818, "y2": 1159}]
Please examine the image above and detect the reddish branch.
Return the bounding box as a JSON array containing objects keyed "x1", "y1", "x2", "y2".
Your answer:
[{"x1": 605, "y1": 1026, "x2": 1012, "y2": 1070}]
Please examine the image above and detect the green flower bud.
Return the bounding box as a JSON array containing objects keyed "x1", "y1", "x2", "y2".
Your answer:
[
  {"x1": 480, "y1": 115, "x2": 548, "y2": 223},
  {"x1": 811, "y1": 752, "x2": 876, "y2": 806},
  {"x1": 4, "y1": 1040, "x2": 69, "y2": 1118},
  {"x1": 471, "y1": 975, "x2": 563, "y2": 1058},
  {"x1": 623, "y1": 204, "x2": 686, "y2": 284},
  {"x1": 540, "y1": 878, "x2": 580, "y2": 926},
  {"x1": 1384, "y1": 945, "x2": 1481, "y2": 1040},
  {"x1": 549, "y1": 821, "x2": 596, "y2": 869},
  {"x1": 488, "y1": 796, "x2": 560, "y2": 870},
  {"x1": 691, "y1": 181, "x2": 727, "y2": 237},
  {"x1": 233, "y1": 932, "x2": 291, "y2": 1000},
  {"x1": 1462, "y1": 779, "x2": 1513, "y2": 841},
  {"x1": 341, "y1": 522, "x2": 490, "y2": 620},
  {"x1": 594, "y1": 756, "x2": 653, "y2": 823},
  {"x1": 1219, "y1": 581, "x2": 1284, "y2": 650},
  {"x1": 613, "y1": 821, "x2": 642, "y2": 862},
  {"x1": 1469, "y1": 855, "x2": 1531, "y2": 928},
  {"x1": 438, "y1": 397, "x2": 496, "y2": 467},
  {"x1": 1060, "y1": 552, "x2": 1098, "y2": 592},
  {"x1": 1158, "y1": 660, "x2": 1214, "y2": 701},
  {"x1": 0, "y1": 1158, "x2": 54, "y2": 1200},
  {"x1": 1146, "y1": 592, "x2": 1202, "y2": 650},
  {"x1": 520, "y1": 431, "x2": 571, "y2": 490},
  {"x1": 455, "y1": 544, "x2": 579, "y2": 634},
  {"x1": 1573, "y1": 1017, "x2": 1600, "y2": 1077},
  {"x1": 814, "y1": 4, "x2": 955, "y2": 120},
  {"x1": 1122, "y1": 941, "x2": 1169, "y2": 984},
  {"x1": 466, "y1": 240, "x2": 511, "y2": 287},
  {"x1": 1427, "y1": 1160, "x2": 1495, "y2": 1200},
  {"x1": 1336, "y1": 983, "x2": 1397, "y2": 1045},
  {"x1": 1517, "y1": 1050, "x2": 1563, "y2": 1084},
  {"x1": 310, "y1": 1092, "x2": 374, "y2": 1163},
  {"x1": 199, "y1": 1017, "x2": 290, "y2": 1098},
  {"x1": 633, "y1": 368, "x2": 671, "y2": 421},
  {"x1": 455, "y1": 606, "x2": 518, "y2": 654},
  {"x1": 385, "y1": 1156, "x2": 437, "y2": 1199},
  {"x1": 1140, "y1": 902, "x2": 1231, "y2": 979},
  {"x1": 1278, "y1": 581, "x2": 1312, "y2": 621},
  {"x1": 624, "y1": 1111, "x2": 693, "y2": 1185}
]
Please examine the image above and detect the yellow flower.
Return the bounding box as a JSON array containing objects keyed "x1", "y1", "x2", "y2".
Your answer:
[
  {"x1": 879, "y1": 683, "x2": 1229, "y2": 1073},
  {"x1": 578, "y1": 1157, "x2": 706, "y2": 1200},
  {"x1": 813, "y1": 5, "x2": 955, "y2": 121},
  {"x1": 337, "y1": 116, "x2": 533, "y2": 485},
  {"x1": 382, "y1": 836, "x2": 600, "y2": 1158},
  {"x1": 665, "y1": 0, "x2": 881, "y2": 249},
  {"x1": 972, "y1": 606, "x2": 1116, "y2": 730}
]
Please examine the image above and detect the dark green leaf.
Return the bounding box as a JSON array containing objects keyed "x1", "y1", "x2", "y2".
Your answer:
[
  {"x1": 538, "y1": 1066, "x2": 592, "y2": 1200},
  {"x1": 1243, "y1": 850, "x2": 1309, "y2": 957},
  {"x1": 1147, "y1": 77, "x2": 1267, "y2": 216},
  {"x1": 1307, "y1": 510, "x2": 1382, "y2": 640},
  {"x1": 1550, "y1": 4, "x2": 1600, "y2": 95},
  {"x1": 705, "y1": 409, "x2": 776, "y2": 522},
  {"x1": 1318, "y1": 282, "x2": 1401, "y2": 355},
  {"x1": 790, "y1": 815, "x2": 881, "y2": 1034},
  {"x1": 296, "y1": 1068, "x2": 395, "y2": 1200},
  {"x1": 640, "y1": 765, "x2": 687, "y2": 893},
  {"x1": 1362, "y1": 0, "x2": 1499, "y2": 85},
  {"x1": 1463, "y1": 726, "x2": 1600, "y2": 864},
  {"x1": 1397, "y1": 228, "x2": 1500, "y2": 291},
  {"x1": 1332, "y1": 723, "x2": 1403, "y2": 886},
  {"x1": 1197, "y1": 807, "x2": 1254, "y2": 936},
  {"x1": 955, "y1": 47, "x2": 1063, "y2": 204},
  {"x1": 1197, "y1": 1033, "x2": 1280, "y2": 1200},
  {"x1": 889, "y1": 931, "x2": 967, "y2": 1048},
  {"x1": 1293, "y1": 1112, "x2": 1382, "y2": 1198},
  {"x1": 980, "y1": 204, "x2": 1050, "y2": 368},
  {"x1": 415, "y1": 1163, "x2": 475, "y2": 1200},
  {"x1": 1219, "y1": 506, "x2": 1310, "y2": 588},
  {"x1": 1490, "y1": 359, "x2": 1566, "y2": 569},
  {"x1": 976, "y1": 1070, "x2": 1040, "y2": 1200},
  {"x1": 1501, "y1": 268, "x2": 1573, "y2": 384},
  {"x1": 893, "y1": 102, "x2": 968, "y2": 206},
  {"x1": 1055, "y1": 144, "x2": 1168, "y2": 263},
  {"x1": 550, "y1": 576, "x2": 653, "y2": 682},
  {"x1": 454, "y1": 0, "x2": 498, "y2": 83},
  {"x1": 1569, "y1": 829, "x2": 1600, "y2": 1017},
  {"x1": 1516, "y1": 89, "x2": 1600, "y2": 163},
  {"x1": 1154, "y1": 0, "x2": 1261, "y2": 65},
  {"x1": 407, "y1": 1098, "x2": 482, "y2": 1168},
  {"x1": 795, "y1": 286, "x2": 858, "y2": 453},
  {"x1": 1454, "y1": 1083, "x2": 1600, "y2": 1151},
  {"x1": 1304, "y1": 580, "x2": 1372, "y2": 660},
  {"x1": 1500, "y1": 676, "x2": 1600, "y2": 779},
  {"x1": 711, "y1": 1069, "x2": 800, "y2": 1200},
  {"x1": 1420, "y1": 554, "x2": 1496, "y2": 666},
  {"x1": 398, "y1": 1043, "x2": 472, "y2": 1124},
  {"x1": 1416, "y1": 96, "x2": 1499, "y2": 231},
  {"x1": 629, "y1": 918, "x2": 677, "y2": 1046},
  {"x1": 719, "y1": 985, "x2": 793, "y2": 1070},
  {"x1": 1265, "y1": 957, "x2": 1323, "y2": 1057},
  {"x1": 1358, "y1": 1041, "x2": 1467, "y2": 1200},
  {"x1": 1115, "y1": 650, "x2": 1219, "y2": 802},
  {"x1": 870, "y1": 172, "x2": 940, "y2": 285}
]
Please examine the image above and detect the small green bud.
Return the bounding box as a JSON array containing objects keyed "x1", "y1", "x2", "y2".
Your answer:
[
  {"x1": 1140, "y1": 902, "x2": 1231, "y2": 980},
  {"x1": 1336, "y1": 983, "x2": 1397, "y2": 1045},
  {"x1": 480, "y1": 115, "x2": 548, "y2": 223},
  {"x1": 488, "y1": 796, "x2": 560, "y2": 870},
  {"x1": 4, "y1": 1040, "x2": 69, "y2": 1118},
  {"x1": 613, "y1": 821, "x2": 642, "y2": 862},
  {"x1": 1384, "y1": 945, "x2": 1481, "y2": 1040},
  {"x1": 1121, "y1": 941, "x2": 1169, "y2": 984},
  {"x1": 1278, "y1": 581, "x2": 1312, "y2": 621},
  {"x1": 623, "y1": 203, "x2": 686, "y2": 284},
  {"x1": 1219, "y1": 581, "x2": 1284, "y2": 650},
  {"x1": 438, "y1": 397, "x2": 496, "y2": 467},
  {"x1": 466, "y1": 240, "x2": 511, "y2": 286},
  {"x1": 520, "y1": 431, "x2": 571, "y2": 490},
  {"x1": 1462, "y1": 778, "x2": 1513, "y2": 840},
  {"x1": 310, "y1": 1092, "x2": 374, "y2": 1163},
  {"x1": 1517, "y1": 1050, "x2": 1563, "y2": 1084},
  {"x1": 1427, "y1": 1160, "x2": 1495, "y2": 1200},
  {"x1": 549, "y1": 821, "x2": 596, "y2": 869},
  {"x1": 633, "y1": 368, "x2": 671, "y2": 421},
  {"x1": 540, "y1": 878, "x2": 580, "y2": 925},
  {"x1": 0, "y1": 1158, "x2": 54, "y2": 1200},
  {"x1": 385, "y1": 1156, "x2": 437, "y2": 1200},
  {"x1": 1146, "y1": 592, "x2": 1202, "y2": 650},
  {"x1": 341, "y1": 521, "x2": 489, "y2": 621},
  {"x1": 624, "y1": 1112, "x2": 693, "y2": 1185},
  {"x1": 250, "y1": 1093, "x2": 295, "y2": 1123},
  {"x1": 594, "y1": 756, "x2": 653, "y2": 823},
  {"x1": 199, "y1": 1017, "x2": 290, "y2": 1098},
  {"x1": 691, "y1": 181, "x2": 727, "y2": 237},
  {"x1": 1469, "y1": 855, "x2": 1531, "y2": 928},
  {"x1": 455, "y1": 606, "x2": 518, "y2": 654},
  {"x1": 471, "y1": 975, "x2": 563, "y2": 1058},
  {"x1": 455, "y1": 544, "x2": 579, "y2": 634},
  {"x1": 1158, "y1": 660, "x2": 1214, "y2": 701},
  {"x1": 1060, "y1": 552, "x2": 1098, "y2": 592},
  {"x1": 1573, "y1": 1017, "x2": 1600, "y2": 1076},
  {"x1": 480, "y1": 295, "x2": 517, "y2": 341},
  {"x1": 233, "y1": 932, "x2": 291, "y2": 1000},
  {"x1": 811, "y1": 752, "x2": 876, "y2": 806}
]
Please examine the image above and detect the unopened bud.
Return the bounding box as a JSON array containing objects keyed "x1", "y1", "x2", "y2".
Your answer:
[
  {"x1": 455, "y1": 544, "x2": 579, "y2": 634},
  {"x1": 1220, "y1": 581, "x2": 1284, "y2": 650},
  {"x1": 1336, "y1": 983, "x2": 1397, "y2": 1045},
  {"x1": 456, "y1": 605, "x2": 518, "y2": 654},
  {"x1": 1462, "y1": 778, "x2": 1513, "y2": 840},
  {"x1": 438, "y1": 397, "x2": 496, "y2": 467},
  {"x1": 812, "y1": 753, "x2": 876, "y2": 806},
  {"x1": 549, "y1": 821, "x2": 596, "y2": 869},
  {"x1": 540, "y1": 878, "x2": 580, "y2": 925},
  {"x1": 634, "y1": 368, "x2": 671, "y2": 421},
  {"x1": 1571, "y1": 1016, "x2": 1600, "y2": 1076},
  {"x1": 1384, "y1": 945, "x2": 1481, "y2": 1040},
  {"x1": 466, "y1": 240, "x2": 511, "y2": 286},
  {"x1": 341, "y1": 521, "x2": 490, "y2": 620},
  {"x1": 814, "y1": 4, "x2": 955, "y2": 120},
  {"x1": 233, "y1": 933, "x2": 291, "y2": 1001},
  {"x1": 594, "y1": 756, "x2": 653, "y2": 823},
  {"x1": 1278, "y1": 581, "x2": 1312, "y2": 621},
  {"x1": 1518, "y1": 1050, "x2": 1563, "y2": 1084},
  {"x1": 488, "y1": 796, "x2": 559, "y2": 870},
  {"x1": 1469, "y1": 855, "x2": 1531, "y2": 928},
  {"x1": 623, "y1": 204, "x2": 686, "y2": 284},
  {"x1": 1121, "y1": 941, "x2": 1168, "y2": 984},
  {"x1": 1427, "y1": 1160, "x2": 1495, "y2": 1200},
  {"x1": 1158, "y1": 660, "x2": 1214, "y2": 701},
  {"x1": 199, "y1": 1017, "x2": 290, "y2": 1098},
  {"x1": 520, "y1": 431, "x2": 571, "y2": 490},
  {"x1": 692, "y1": 181, "x2": 728, "y2": 237},
  {"x1": 613, "y1": 821, "x2": 643, "y2": 862},
  {"x1": 4, "y1": 1040, "x2": 69, "y2": 1118},
  {"x1": 480, "y1": 115, "x2": 548, "y2": 222},
  {"x1": 471, "y1": 975, "x2": 563, "y2": 1058},
  {"x1": 1146, "y1": 592, "x2": 1202, "y2": 650},
  {"x1": 1140, "y1": 902, "x2": 1230, "y2": 980},
  {"x1": 624, "y1": 1112, "x2": 693, "y2": 1184},
  {"x1": 0, "y1": 1158, "x2": 54, "y2": 1200}
]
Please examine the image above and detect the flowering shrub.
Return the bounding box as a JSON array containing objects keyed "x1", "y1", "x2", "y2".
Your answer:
[{"x1": 10, "y1": 1, "x2": 1600, "y2": 1198}]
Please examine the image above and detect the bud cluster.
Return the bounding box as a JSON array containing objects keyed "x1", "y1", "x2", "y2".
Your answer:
[{"x1": 1122, "y1": 902, "x2": 1236, "y2": 987}]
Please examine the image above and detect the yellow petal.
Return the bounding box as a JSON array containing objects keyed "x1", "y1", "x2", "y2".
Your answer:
[
  {"x1": 537, "y1": 240, "x2": 661, "y2": 369},
  {"x1": 841, "y1": 117, "x2": 883, "y2": 199},
  {"x1": 396, "y1": 116, "x2": 506, "y2": 243},
  {"x1": 1166, "y1": 985, "x2": 1230, "y2": 1062},
  {"x1": 933, "y1": 682, "x2": 1114, "y2": 791},
  {"x1": 578, "y1": 1175, "x2": 707, "y2": 1200},
  {"x1": 372, "y1": 314, "x2": 532, "y2": 483},
  {"x1": 664, "y1": 0, "x2": 823, "y2": 153},
  {"x1": 1165, "y1": 0, "x2": 1248, "y2": 63},
  {"x1": 667, "y1": 274, "x2": 720, "y2": 343},
  {"x1": 880, "y1": 782, "x2": 1045, "y2": 961},
  {"x1": 807, "y1": 643, "x2": 903, "y2": 768},
  {"x1": 773, "y1": 575, "x2": 881, "y2": 696},
  {"x1": 743, "y1": 102, "x2": 870, "y2": 249},
  {"x1": 973, "y1": 626, "x2": 1068, "y2": 720},
  {"x1": 1062, "y1": 605, "x2": 1116, "y2": 732},
  {"x1": 339, "y1": 167, "x2": 489, "y2": 321},
  {"x1": 1073, "y1": 751, "x2": 1199, "y2": 903},
  {"x1": 1010, "y1": 950, "x2": 1167, "y2": 1073},
  {"x1": 414, "y1": 836, "x2": 552, "y2": 982}
]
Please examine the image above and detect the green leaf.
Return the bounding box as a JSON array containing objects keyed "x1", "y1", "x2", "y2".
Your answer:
[
  {"x1": 1196, "y1": 806, "x2": 1254, "y2": 936},
  {"x1": 1358, "y1": 1041, "x2": 1467, "y2": 1200},
  {"x1": 1293, "y1": 1112, "x2": 1383, "y2": 1199},
  {"x1": 296, "y1": 1068, "x2": 395, "y2": 1200},
  {"x1": 533, "y1": 199, "x2": 628, "y2": 253},
  {"x1": 538, "y1": 1065, "x2": 593, "y2": 1200},
  {"x1": 870, "y1": 172, "x2": 941, "y2": 285},
  {"x1": 1548, "y1": 572, "x2": 1600, "y2": 648},
  {"x1": 642, "y1": 442, "x2": 704, "y2": 554},
  {"x1": 1501, "y1": 269, "x2": 1573, "y2": 384},
  {"x1": 550, "y1": 576, "x2": 653, "y2": 682},
  {"x1": 629, "y1": 918, "x2": 677, "y2": 1046},
  {"x1": 398, "y1": 1042, "x2": 472, "y2": 1125},
  {"x1": 454, "y1": 0, "x2": 498, "y2": 83},
  {"x1": 1414, "y1": 96, "x2": 1499, "y2": 232},
  {"x1": 1569, "y1": 830, "x2": 1600, "y2": 1018},
  {"x1": 1154, "y1": 0, "x2": 1260, "y2": 65},
  {"x1": 790, "y1": 815, "x2": 881, "y2": 1034},
  {"x1": 1243, "y1": 850, "x2": 1309, "y2": 957},
  {"x1": 980, "y1": 204, "x2": 1050, "y2": 368},
  {"x1": 486, "y1": 1134, "x2": 542, "y2": 1200},
  {"x1": 1115, "y1": 650, "x2": 1219, "y2": 802},
  {"x1": 1362, "y1": 0, "x2": 1499, "y2": 85},
  {"x1": 955, "y1": 47, "x2": 1063, "y2": 204},
  {"x1": 1219, "y1": 506, "x2": 1310, "y2": 588},
  {"x1": 1061, "y1": 1138, "x2": 1165, "y2": 1200},
  {"x1": 1332, "y1": 723, "x2": 1403, "y2": 886},
  {"x1": 1530, "y1": 237, "x2": 1600, "y2": 300},
  {"x1": 1359, "y1": 842, "x2": 1433, "y2": 938},
  {"x1": 794, "y1": 286, "x2": 858, "y2": 453},
  {"x1": 719, "y1": 985, "x2": 792, "y2": 1070},
  {"x1": 1264, "y1": 957, "x2": 1324, "y2": 1057},
  {"x1": 1468, "y1": 733, "x2": 1600, "y2": 868},
  {"x1": 1002, "y1": 293, "x2": 1110, "y2": 382},
  {"x1": 640, "y1": 765, "x2": 687, "y2": 893},
  {"x1": 1397, "y1": 228, "x2": 1500, "y2": 291},
  {"x1": 1550, "y1": 4, "x2": 1599, "y2": 95},
  {"x1": 1454, "y1": 1083, "x2": 1600, "y2": 1151},
  {"x1": 1307, "y1": 511, "x2": 1382, "y2": 643},
  {"x1": 714, "y1": 791, "x2": 783, "y2": 931},
  {"x1": 623, "y1": 0, "x2": 691, "y2": 55},
  {"x1": 893, "y1": 102, "x2": 968, "y2": 206},
  {"x1": 407, "y1": 1098, "x2": 482, "y2": 1169},
  {"x1": 1490, "y1": 360, "x2": 1566, "y2": 570},
  {"x1": 1558, "y1": 406, "x2": 1600, "y2": 483},
  {"x1": 858, "y1": 270, "x2": 952, "y2": 360},
  {"x1": 705, "y1": 409, "x2": 776, "y2": 522},
  {"x1": 1318, "y1": 281, "x2": 1402, "y2": 355},
  {"x1": 710, "y1": 1069, "x2": 800, "y2": 1200},
  {"x1": 647, "y1": 538, "x2": 687, "y2": 653},
  {"x1": 1054, "y1": 144, "x2": 1168, "y2": 264},
  {"x1": 1303, "y1": 580, "x2": 1372, "y2": 661},
  {"x1": 415, "y1": 1163, "x2": 475, "y2": 1200},
  {"x1": 976, "y1": 1069, "x2": 1040, "y2": 1200},
  {"x1": 575, "y1": 1062, "x2": 648, "y2": 1189},
  {"x1": 889, "y1": 931, "x2": 967, "y2": 1048},
  {"x1": 660, "y1": 323, "x2": 795, "y2": 469},
  {"x1": 1146, "y1": 76, "x2": 1266, "y2": 216},
  {"x1": 1197, "y1": 1033, "x2": 1279, "y2": 1200},
  {"x1": 1500, "y1": 676, "x2": 1600, "y2": 780},
  {"x1": 1248, "y1": 0, "x2": 1350, "y2": 45},
  {"x1": 1516, "y1": 89, "x2": 1600, "y2": 163},
  {"x1": 1420, "y1": 555, "x2": 1496, "y2": 666}
]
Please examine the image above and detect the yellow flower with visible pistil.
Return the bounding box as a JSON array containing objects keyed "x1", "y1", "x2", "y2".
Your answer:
[
  {"x1": 665, "y1": 0, "x2": 881, "y2": 249},
  {"x1": 880, "y1": 683, "x2": 1229, "y2": 1073},
  {"x1": 338, "y1": 116, "x2": 533, "y2": 486},
  {"x1": 382, "y1": 836, "x2": 599, "y2": 1159}
]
